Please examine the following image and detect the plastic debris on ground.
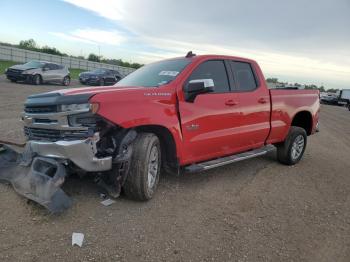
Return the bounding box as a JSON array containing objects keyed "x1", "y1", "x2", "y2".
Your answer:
[
  {"x1": 101, "y1": 198, "x2": 116, "y2": 206},
  {"x1": 0, "y1": 145, "x2": 72, "y2": 213},
  {"x1": 72, "y1": 233, "x2": 84, "y2": 247}
]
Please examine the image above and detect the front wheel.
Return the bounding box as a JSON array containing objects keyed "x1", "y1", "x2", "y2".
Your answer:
[
  {"x1": 123, "y1": 133, "x2": 161, "y2": 201},
  {"x1": 62, "y1": 76, "x2": 70, "y2": 86},
  {"x1": 277, "y1": 126, "x2": 307, "y2": 165},
  {"x1": 32, "y1": 74, "x2": 42, "y2": 85}
]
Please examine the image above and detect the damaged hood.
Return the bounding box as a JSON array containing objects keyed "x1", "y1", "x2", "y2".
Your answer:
[
  {"x1": 51, "y1": 85, "x2": 148, "y2": 96},
  {"x1": 25, "y1": 86, "x2": 149, "y2": 106}
]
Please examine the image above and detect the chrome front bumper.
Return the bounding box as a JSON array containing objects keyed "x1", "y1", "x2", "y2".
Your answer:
[{"x1": 28, "y1": 135, "x2": 112, "y2": 172}]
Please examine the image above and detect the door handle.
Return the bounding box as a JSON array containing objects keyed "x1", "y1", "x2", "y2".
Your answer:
[
  {"x1": 225, "y1": 100, "x2": 238, "y2": 106},
  {"x1": 258, "y1": 97, "x2": 268, "y2": 104}
]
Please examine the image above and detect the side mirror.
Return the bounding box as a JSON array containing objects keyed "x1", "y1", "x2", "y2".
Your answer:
[
  {"x1": 42, "y1": 67, "x2": 49, "y2": 72},
  {"x1": 184, "y1": 79, "x2": 214, "y2": 102}
]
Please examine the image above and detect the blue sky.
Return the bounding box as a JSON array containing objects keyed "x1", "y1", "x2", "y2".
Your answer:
[{"x1": 1, "y1": 0, "x2": 349, "y2": 89}]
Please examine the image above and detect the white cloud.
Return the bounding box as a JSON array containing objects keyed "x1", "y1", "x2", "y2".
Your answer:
[
  {"x1": 62, "y1": 0, "x2": 350, "y2": 88},
  {"x1": 50, "y1": 29, "x2": 125, "y2": 46},
  {"x1": 63, "y1": 0, "x2": 125, "y2": 20}
]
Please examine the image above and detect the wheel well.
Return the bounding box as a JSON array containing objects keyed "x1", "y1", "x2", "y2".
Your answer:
[
  {"x1": 291, "y1": 111, "x2": 312, "y2": 135},
  {"x1": 135, "y1": 125, "x2": 178, "y2": 171},
  {"x1": 34, "y1": 74, "x2": 42, "y2": 83}
]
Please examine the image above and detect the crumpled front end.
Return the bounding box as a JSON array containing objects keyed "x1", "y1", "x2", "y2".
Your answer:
[{"x1": 0, "y1": 92, "x2": 137, "y2": 213}]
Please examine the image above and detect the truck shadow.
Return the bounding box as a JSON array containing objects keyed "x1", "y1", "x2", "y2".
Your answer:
[{"x1": 59, "y1": 151, "x2": 277, "y2": 205}]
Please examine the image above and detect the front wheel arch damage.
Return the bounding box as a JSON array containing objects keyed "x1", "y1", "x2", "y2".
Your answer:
[{"x1": 95, "y1": 129, "x2": 138, "y2": 198}]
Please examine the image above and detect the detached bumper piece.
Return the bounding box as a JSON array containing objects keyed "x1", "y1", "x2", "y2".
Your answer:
[{"x1": 0, "y1": 146, "x2": 72, "y2": 213}]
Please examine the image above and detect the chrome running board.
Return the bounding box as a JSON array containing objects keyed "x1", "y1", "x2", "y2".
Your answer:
[{"x1": 185, "y1": 145, "x2": 275, "y2": 173}]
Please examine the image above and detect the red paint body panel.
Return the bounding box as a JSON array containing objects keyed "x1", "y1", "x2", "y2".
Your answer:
[
  {"x1": 62, "y1": 55, "x2": 319, "y2": 166},
  {"x1": 267, "y1": 89, "x2": 320, "y2": 144}
]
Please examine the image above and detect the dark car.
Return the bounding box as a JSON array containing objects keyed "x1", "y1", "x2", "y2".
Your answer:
[{"x1": 79, "y1": 68, "x2": 122, "y2": 86}]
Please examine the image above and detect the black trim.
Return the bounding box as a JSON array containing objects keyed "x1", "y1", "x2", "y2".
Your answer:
[
  {"x1": 228, "y1": 60, "x2": 260, "y2": 93},
  {"x1": 183, "y1": 59, "x2": 232, "y2": 95},
  {"x1": 25, "y1": 93, "x2": 94, "y2": 107}
]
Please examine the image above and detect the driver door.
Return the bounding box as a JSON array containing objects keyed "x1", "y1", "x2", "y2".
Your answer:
[{"x1": 178, "y1": 60, "x2": 240, "y2": 164}]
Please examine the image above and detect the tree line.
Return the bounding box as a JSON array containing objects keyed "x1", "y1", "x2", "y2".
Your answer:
[{"x1": 0, "y1": 39, "x2": 143, "y2": 69}]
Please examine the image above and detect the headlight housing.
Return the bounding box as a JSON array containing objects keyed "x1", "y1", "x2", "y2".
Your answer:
[{"x1": 60, "y1": 103, "x2": 99, "y2": 113}]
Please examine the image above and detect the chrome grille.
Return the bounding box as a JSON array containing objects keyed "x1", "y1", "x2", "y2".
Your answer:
[
  {"x1": 25, "y1": 105, "x2": 58, "y2": 114},
  {"x1": 24, "y1": 127, "x2": 90, "y2": 142}
]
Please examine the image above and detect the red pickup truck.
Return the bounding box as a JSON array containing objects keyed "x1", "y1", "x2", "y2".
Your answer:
[{"x1": 0, "y1": 53, "x2": 320, "y2": 212}]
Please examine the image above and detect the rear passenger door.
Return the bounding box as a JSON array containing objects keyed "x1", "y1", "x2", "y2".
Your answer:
[
  {"x1": 42, "y1": 63, "x2": 56, "y2": 82},
  {"x1": 179, "y1": 60, "x2": 241, "y2": 164},
  {"x1": 228, "y1": 61, "x2": 270, "y2": 149}
]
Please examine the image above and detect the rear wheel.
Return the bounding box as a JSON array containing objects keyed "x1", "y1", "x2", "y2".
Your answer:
[
  {"x1": 123, "y1": 133, "x2": 161, "y2": 201},
  {"x1": 62, "y1": 76, "x2": 70, "y2": 86},
  {"x1": 33, "y1": 74, "x2": 42, "y2": 85},
  {"x1": 277, "y1": 126, "x2": 307, "y2": 165}
]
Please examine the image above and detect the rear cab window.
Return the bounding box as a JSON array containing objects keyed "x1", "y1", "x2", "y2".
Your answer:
[{"x1": 230, "y1": 61, "x2": 258, "y2": 92}]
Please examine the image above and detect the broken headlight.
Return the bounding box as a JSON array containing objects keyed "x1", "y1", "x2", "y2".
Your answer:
[
  {"x1": 68, "y1": 113, "x2": 99, "y2": 128},
  {"x1": 61, "y1": 103, "x2": 90, "y2": 112}
]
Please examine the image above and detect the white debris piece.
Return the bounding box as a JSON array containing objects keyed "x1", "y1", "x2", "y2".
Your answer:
[
  {"x1": 101, "y1": 198, "x2": 116, "y2": 206},
  {"x1": 72, "y1": 233, "x2": 84, "y2": 247}
]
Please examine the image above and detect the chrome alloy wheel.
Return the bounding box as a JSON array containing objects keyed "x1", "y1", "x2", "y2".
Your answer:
[
  {"x1": 147, "y1": 146, "x2": 159, "y2": 189},
  {"x1": 291, "y1": 135, "x2": 305, "y2": 160}
]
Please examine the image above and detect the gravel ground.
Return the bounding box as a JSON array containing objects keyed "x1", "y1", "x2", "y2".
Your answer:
[{"x1": 0, "y1": 75, "x2": 350, "y2": 262}]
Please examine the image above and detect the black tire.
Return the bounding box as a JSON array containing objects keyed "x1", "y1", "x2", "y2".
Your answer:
[
  {"x1": 347, "y1": 104, "x2": 350, "y2": 111},
  {"x1": 123, "y1": 133, "x2": 161, "y2": 201},
  {"x1": 33, "y1": 74, "x2": 42, "y2": 85},
  {"x1": 99, "y1": 78, "x2": 105, "y2": 86},
  {"x1": 62, "y1": 76, "x2": 70, "y2": 86},
  {"x1": 277, "y1": 126, "x2": 307, "y2": 165},
  {"x1": 10, "y1": 79, "x2": 17, "y2": 83}
]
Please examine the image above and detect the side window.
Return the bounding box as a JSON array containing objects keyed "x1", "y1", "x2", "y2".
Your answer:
[
  {"x1": 188, "y1": 60, "x2": 230, "y2": 93},
  {"x1": 46, "y1": 63, "x2": 57, "y2": 70},
  {"x1": 231, "y1": 62, "x2": 257, "y2": 91}
]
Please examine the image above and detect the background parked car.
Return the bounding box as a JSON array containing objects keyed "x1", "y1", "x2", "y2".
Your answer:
[
  {"x1": 5, "y1": 60, "x2": 70, "y2": 86},
  {"x1": 79, "y1": 68, "x2": 122, "y2": 86},
  {"x1": 320, "y1": 93, "x2": 340, "y2": 105}
]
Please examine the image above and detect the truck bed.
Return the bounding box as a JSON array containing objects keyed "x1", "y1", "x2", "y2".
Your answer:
[{"x1": 267, "y1": 89, "x2": 320, "y2": 144}]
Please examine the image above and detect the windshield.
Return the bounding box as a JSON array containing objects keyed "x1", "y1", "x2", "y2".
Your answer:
[
  {"x1": 23, "y1": 61, "x2": 45, "y2": 68},
  {"x1": 116, "y1": 58, "x2": 191, "y2": 87},
  {"x1": 92, "y1": 69, "x2": 107, "y2": 74}
]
